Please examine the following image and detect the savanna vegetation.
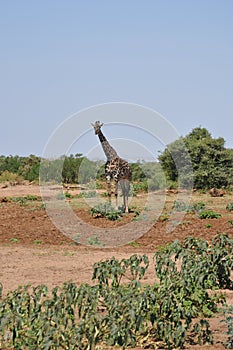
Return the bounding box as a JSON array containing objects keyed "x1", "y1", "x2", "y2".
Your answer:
[
  {"x1": 1, "y1": 126, "x2": 233, "y2": 349},
  {"x1": 159, "y1": 127, "x2": 233, "y2": 189},
  {"x1": 1, "y1": 234, "x2": 233, "y2": 349},
  {"x1": 0, "y1": 127, "x2": 233, "y2": 190},
  {"x1": 0, "y1": 127, "x2": 232, "y2": 191}
]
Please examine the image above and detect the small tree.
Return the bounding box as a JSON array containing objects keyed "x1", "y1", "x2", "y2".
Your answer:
[{"x1": 159, "y1": 127, "x2": 233, "y2": 189}]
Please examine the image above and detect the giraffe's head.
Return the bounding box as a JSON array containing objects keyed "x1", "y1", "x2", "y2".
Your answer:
[{"x1": 91, "y1": 121, "x2": 104, "y2": 135}]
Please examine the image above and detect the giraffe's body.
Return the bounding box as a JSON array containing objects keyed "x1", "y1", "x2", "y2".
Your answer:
[{"x1": 92, "y1": 121, "x2": 132, "y2": 213}]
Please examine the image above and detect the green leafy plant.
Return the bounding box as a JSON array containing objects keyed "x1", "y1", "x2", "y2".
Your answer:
[
  {"x1": 25, "y1": 194, "x2": 40, "y2": 201},
  {"x1": 1, "y1": 235, "x2": 232, "y2": 350},
  {"x1": 173, "y1": 200, "x2": 189, "y2": 212},
  {"x1": 39, "y1": 203, "x2": 46, "y2": 210},
  {"x1": 226, "y1": 202, "x2": 233, "y2": 211},
  {"x1": 9, "y1": 195, "x2": 41, "y2": 206},
  {"x1": 33, "y1": 240, "x2": 43, "y2": 245},
  {"x1": 10, "y1": 196, "x2": 28, "y2": 206},
  {"x1": 87, "y1": 235, "x2": 104, "y2": 246},
  {"x1": 173, "y1": 201, "x2": 206, "y2": 213},
  {"x1": 159, "y1": 213, "x2": 169, "y2": 221},
  {"x1": 77, "y1": 191, "x2": 97, "y2": 198},
  {"x1": 128, "y1": 241, "x2": 140, "y2": 248},
  {"x1": 188, "y1": 201, "x2": 206, "y2": 212},
  {"x1": 9, "y1": 237, "x2": 20, "y2": 243},
  {"x1": 64, "y1": 191, "x2": 73, "y2": 198},
  {"x1": 89, "y1": 202, "x2": 122, "y2": 221},
  {"x1": 222, "y1": 305, "x2": 233, "y2": 349},
  {"x1": 131, "y1": 181, "x2": 148, "y2": 195},
  {"x1": 155, "y1": 234, "x2": 233, "y2": 290},
  {"x1": 198, "y1": 209, "x2": 221, "y2": 219},
  {"x1": 191, "y1": 319, "x2": 213, "y2": 345}
]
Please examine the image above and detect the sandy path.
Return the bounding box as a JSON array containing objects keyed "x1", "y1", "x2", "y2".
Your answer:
[{"x1": 1, "y1": 245, "x2": 156, "y2": 296}]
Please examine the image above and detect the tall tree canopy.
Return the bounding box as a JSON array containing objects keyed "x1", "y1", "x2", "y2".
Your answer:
[{"x1": 159, "y1": 127, "x2": 233, "y2": 189}]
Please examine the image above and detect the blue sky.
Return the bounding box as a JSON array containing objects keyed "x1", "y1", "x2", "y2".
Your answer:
[{"x1": 1, "y1": 0, "x2": 233, "y2": 158}]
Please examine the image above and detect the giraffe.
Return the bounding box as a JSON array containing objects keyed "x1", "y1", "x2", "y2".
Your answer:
[{"x1": 91, "y1": 121, "x2": 132, "y2": 213}]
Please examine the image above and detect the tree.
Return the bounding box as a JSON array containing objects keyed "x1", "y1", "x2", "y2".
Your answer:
[
  {"x1": 19, "y1": 155, "x2": 41, "y2": 182},
  {"x1": 159, "y1": 127, "x2": 233, "y2": 189},
  {"x1": 61, "y1": 154, "x2": 97, "y2": 184},
  {"x1": 158, "y1": 137, "x2": 193, "y2": 189}
]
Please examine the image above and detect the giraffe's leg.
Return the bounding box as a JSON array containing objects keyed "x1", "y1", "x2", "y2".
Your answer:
[
  {"x1": 123, "y1": 179, "x2": 130, "y2": 213},
  {"x1": 107, "y1": 181, "x2": 111, "y2": 204},
  {"x1": 106, "y1": 174, "x2": 112, "y2": 204},
  {"x1": 114, "y1": 180, "x2": 118, "y2": 210},
  {"x1": 119, "y1": 179, "x2": 128, "y2": 213},
  {"x1": 123, "y1": 192, "x2": 126, "y2": 213},
  {"x1": 125, "y1": 193, "x2": 129, "y2": 213}
]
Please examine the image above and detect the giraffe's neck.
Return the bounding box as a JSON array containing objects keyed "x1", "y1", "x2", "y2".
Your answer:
[{"x1": 98, "y1": 130, "x2": 118, "y2": 161}]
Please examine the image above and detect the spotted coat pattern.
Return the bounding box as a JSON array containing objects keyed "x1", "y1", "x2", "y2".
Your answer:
[{"x1": 92, "y1": 121, "x2": 132, "y2": 213}]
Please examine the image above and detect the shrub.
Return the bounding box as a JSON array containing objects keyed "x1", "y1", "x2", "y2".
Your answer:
[
  {"x1": 173, "y1": 201, "x2": 206, "y2": 213},
  {"x1": 173, "y1": 200, "x2": 189, "y2": 212},
  {"x1": 198, "y1": 210, "x2": 221, "y2": 219},
  {"x1": 64, "y1": 191, "x2": 73, "y2": 199},
  {"x1": 89, "y1": 202, "x2": 122, "y2": 221},
  {"x1": 226, "y1": 203, "x2": 233, "y2": 211},
  {"x1": 10, "y1": 196, "x2": 28, "y2": 206},
  {"x1": 77, "y1": 191, "x2": 97, "y2": 198},
  {"x1": 0, "y1": 170, "x2": 23, "y2": 184},
  {"x1": 131, "y1": 181, "x2": 148, "y2": 195},
  {"x1": 222, "y1": 305, "x2": 233, "y2": 349},
  {"x1": 188, "y1": 201, "x2": 206, "y2": 212}
]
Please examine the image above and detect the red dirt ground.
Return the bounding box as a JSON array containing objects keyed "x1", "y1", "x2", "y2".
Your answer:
[{"x1": 1, "y1": 184, "x2": 233, "y2": 349}]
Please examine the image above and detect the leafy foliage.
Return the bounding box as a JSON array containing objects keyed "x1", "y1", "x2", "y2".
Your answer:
[
  {"x1": 155, "y1": 233, "x2": 233, "y2": 290},
  {"x1": 89, "y1": 202, "x2": 123, "y2": 221},
  {"x1": 226, "y1": 203, "x2": 233, "y2": 211},
  {"x1": 1, "y1": 234, "x2": 232, "y2": 349},
  {"x1": 189, "y1": 201, "x2": 206, "y2": 212},
  {"x1": 222, "y1": 305, "x2": 233, "y2": 349},
  {"x1": 87, "y1": 235, "x2": 104, "y2": 246},
  {"x1": 173, "y1": 200, "x2": 206, "y2": 213},
  {"x1": 173, "y1": 200, "x2": 189, "y2": 212},
  {"x1": 8, "y1": 195, "x2": 39, "y2": 206},
  {"x1": 0, "y1": 170, "x2": 23, "y2": 184},
  {"x1": 131, "y1": 181, "x2": 148, "y2": 195},
  {"x1": 198, "y1": 209, "x2": 222, "y2": 219},
  {"x1": 159, "y1": 127, "x2": 233, "y2": 189},
  {"x1": 77, "y1": 191, "x2": 97, "y2": 198},
  {"x1": 0, "y1": 155, "x2": 40, "y2": 182},
  {"x1": 62, "y1": 154, "x2": 97, "y2": 184}
]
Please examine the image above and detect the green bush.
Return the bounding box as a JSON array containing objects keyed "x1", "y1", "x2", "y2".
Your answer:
[
  {"x1": 188, "y1": 201, "x2": 206, "y2": 212},
  {"x1": 226, "y1": 203, "x2": 233, "y2": 211},
  {"x1": 131, "y1": 181, "x2": 148, "y2": 195},
  {"x1": 173, "y1": 200, "x2": 189, "y2": 212},
  {"x1": 173, "y1": 201, "x2": 206, "y2": 213},
  {"x1": 158, "y1": 127, "x2": 233, "y2": 189},
  {"x1": 198, "y1": 210, "x2": 221, "y2": 219},
  {"x1": 155, "y1": 234, "x2": 233, "y2": 290},
  {"x1": 89, "y1": 202, "x2": 122, "y2": 221},
  {"x1": 0, "y1": 170, "x2": 23, "y2": 184},
  {"x1": 77, "y1": 191, "x2": 97, "y2": 198},
  {"x1": 64, "y1": 191, "x2": 73, "y2": 199},
  {"x1": 222, "y1": 305, "x2": 233, "y2": 349}
]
